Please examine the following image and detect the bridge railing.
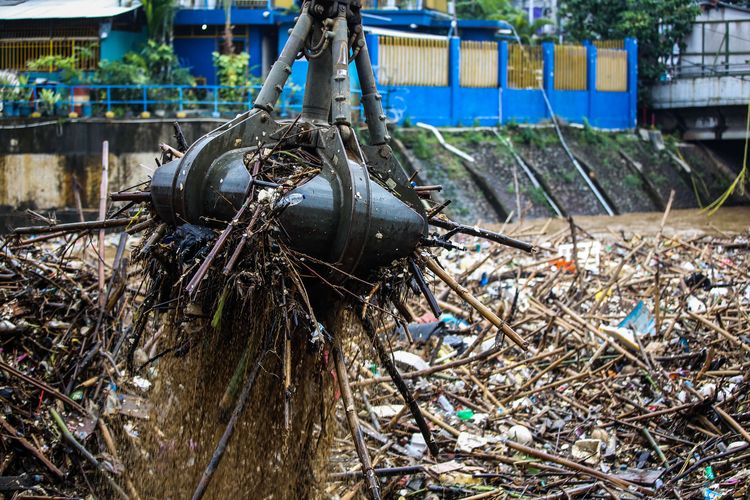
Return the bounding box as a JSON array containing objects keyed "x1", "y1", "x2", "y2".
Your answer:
[
  {"x1": 0, "y1": 83, "x2": 386, "y2": 120},
  {"x1": 663, "y1": 17, "x2": 750, "y2": 80}
]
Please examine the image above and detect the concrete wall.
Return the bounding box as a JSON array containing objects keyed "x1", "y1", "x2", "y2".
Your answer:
[
  {"x1": 652, "y1": 76, "x2": 750, "y2": 109},
  {"x1": 0, "y1": 152, "x2": 153, "y2": 210},
  {"x1": 0, "y1": 120, "x2": 219, "y2": 211},
  {"x1": 100, "y1": 28, "x2": 148, "y2": 62}
]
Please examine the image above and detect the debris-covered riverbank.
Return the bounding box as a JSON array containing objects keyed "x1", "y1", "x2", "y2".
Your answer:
[{"x1": 1, "y1": 207, "x2": 749, "y2": 499}]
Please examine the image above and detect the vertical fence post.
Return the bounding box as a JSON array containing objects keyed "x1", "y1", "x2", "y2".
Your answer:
[
  {"x1": 499, "y1": 41, "x2": 508, "y2": 126},
  {"x1": 587, "y1": 42, "x2": 597, "y2": 126},
  {"x1": 541, "y1": 41, "x2": 554, "y2": 119},
  {"x1": 449, "y1": 36, "x2": 461, "y2": 126},
  {"x1": 213, "y1": 86, "x2": 219, "y2": 117},
  {"x1": 106, "y1": 86, "x2": 112, "y2": 114},
  {"x1": 625, "y1": 37, "x2": 638, "y2": 129}
]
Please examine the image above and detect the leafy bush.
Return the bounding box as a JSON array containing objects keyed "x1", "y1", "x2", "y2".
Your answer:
[
  {"x1": 213, "y1": 51, "x2": 260, "y2": 105},
  {"x1": 561, "y1": 170, "x2": 577, "y2": 184},
  {"x1": 27, "y1": 48, "x2": 92, "y2": 84},
  {"x1": 38, "y1": 88, "x2": 61, "y2": 115},
  {"x1": 96, "y1": 41, "x2": 194, "y2": 86},
  {"x1": 94, "y1": 42, "x2": 194, "y2": 113},
  {"x1": 462, "y1": 129, "x2": 486, "y2": 145},
  {"x1": 142, "y1": 40, "x2": 194, "y2": 85},
  {"x1": 561, "y1": 0, "x2": 699, "y2": 100},
  {"x1": 581, "y1": 118, "x2": 606, "y2": 145},
  {"x1": 527, "y1": 186, "x2": 549, "y2": 207},
  {"x1": 213, "y1": 51, "x2": 250, "y2": 87},
  {"x1": 0, "y1": 71, "x2": 22, "y2": 102},
  {"x1": 623, "y1": 174, "x2": 643, "y2": 190},
  {"x1": 96, "y1": 54, "x2": 149, "y2": 85}
]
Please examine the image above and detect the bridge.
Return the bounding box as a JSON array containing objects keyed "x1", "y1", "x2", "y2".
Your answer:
[{"x1": 650, "y1": 3, "x2": 750, "y2": 141}]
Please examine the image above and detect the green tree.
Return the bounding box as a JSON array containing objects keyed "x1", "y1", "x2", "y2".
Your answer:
[
  {"x1": 456, "y1": 0, "x2": 516, "y2": 20},
  {"x1": 222, "y1": 0, "x2": 234, "y2": 54},
  {"x1": 142, "y1": 0, "x2": 176, "y2": 44},
  {"x1": 561, "y1": 0, "x2": 699, "y2": 95},
  {"x1": 505, "y1": 11, "x2": 553, "y2": 44},
  {"x1": 456, "y1": 0, "x2": 551, "y2": 44}
]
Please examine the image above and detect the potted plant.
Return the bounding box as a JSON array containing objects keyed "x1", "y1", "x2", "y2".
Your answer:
[
  {"x1": 39, "y1": 88, "x2": 62, "y2": 116},
  {"x1": 0, "y1": 71, "x2": 21, "y2": 117}
]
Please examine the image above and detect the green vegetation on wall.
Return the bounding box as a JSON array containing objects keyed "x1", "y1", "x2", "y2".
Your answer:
[{"x1": 96, "y1": 41, "x2": 194, "y2": 86}]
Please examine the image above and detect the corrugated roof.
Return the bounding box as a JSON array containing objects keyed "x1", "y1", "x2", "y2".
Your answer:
[{"x1": 0, "y1": 0, "x2": 141, "y2": 20}]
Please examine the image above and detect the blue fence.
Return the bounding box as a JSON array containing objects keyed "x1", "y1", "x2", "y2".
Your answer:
[
  {"x1": 0, "y1": 83, "x2": 394, "y2": 122},
  {"x1": 0, "y1": 84, "x2": 306, "y2": 118},
  {"x1": 367, "y1": 35, "x2": 638, "y2": 129}
]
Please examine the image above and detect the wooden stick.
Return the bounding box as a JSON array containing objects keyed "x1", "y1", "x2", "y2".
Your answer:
[
  {"x1": 352, "y1": 342, "x2": 505, "y2": 387},
  {"x1": 428, "y1": 217, "x2": 536, "y2": 253},
  {"x1": 192, "y1": 350, "x2": 265, "y2": 500},
  {"x1": 622, "y1": 402, "x2": 695, "y2": 423},
  {"x1": 330, "y1": 465, "x2": 425, "y2": 481},
  {"x1": 110, "y1": 191, "x2": 152, "y2": 203},
  {"x1": 50, "y1": 408, "x2": 128, "y2": 499},
  {"x1": 714, "y1": 405, "x2": 750, "y2": 444},
  {"x1": 98, "y1": 140, "x2": 109, "y2": 308},
  {"x1": 503, "y1": 439, "x2": 644, "y2": 493},
  {"x1": 332, "y1": 340, "x2": 381, "y2": 500},
  {"x1": 0, "y1": 360, "x2": 86, "y2": 414},
  {"x1": 159, "y1": 142, "x2": 185, "y2": 158},
  {"x1": 687, "y1": 311, "x2": 750, "y2": 354},
  {"x1": 408, "y1": 257, "x2": 442, "y2": 318},
  {"x1": 422, "y1": 256, "x2": 527, "y2": 349},
  {"x1": 362, "y1": 316, "x2": 439, "y2": 457},
  {"x1": 0, "y1": 418, "x2": 64, "y2": 479},
  {"x1": 420, "y1": 408, "x2": 461, "y2": 437},
  {"x1": 186, "y1": 197, "x2": 252, "y2": 297},
  {"x1": 13, "y1": 217, "x2": 132, "y2": 235}
]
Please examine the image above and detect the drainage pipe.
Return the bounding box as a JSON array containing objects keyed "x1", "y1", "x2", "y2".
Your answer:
[{"x1": 416, "y1": 122, "x2": 475, "y2": 163}]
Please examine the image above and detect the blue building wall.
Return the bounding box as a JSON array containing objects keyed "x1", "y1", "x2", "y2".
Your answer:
[
  {"x1": 362, "y1": 36, "x2": 638, "y2": 129},
  {"x1": 173, "y1": 38, "x2": 218, "y2": 83},
  {"x1": 173, "y1": 7, "x2": 279, "y2": 84}
]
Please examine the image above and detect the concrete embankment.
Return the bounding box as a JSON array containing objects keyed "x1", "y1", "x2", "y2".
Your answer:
[
  {"x1": 394, "y1": 125, "x2": 747, "y2": 224},
  {"x1": 0, "y1": 119, "x2": 746, "y2": 230},
  {"x1": 0, "y1": 119, "x2": 219, "y2": 229}
]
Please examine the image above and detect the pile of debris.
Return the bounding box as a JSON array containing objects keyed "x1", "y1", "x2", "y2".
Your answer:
[
  {"x1": 326, "y1": 215, "x2": 750, "y2": 499},
  {"x1": 2, "y1": 200, "x2": 749, "y2": 499},
  {"x1": 1, "y1": 233, "x2": 139, "y2": 498}
]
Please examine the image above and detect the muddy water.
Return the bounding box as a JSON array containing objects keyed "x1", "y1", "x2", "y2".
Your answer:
[{"x1": 499, "y1": 206, "x2": 750, "y2": 238}]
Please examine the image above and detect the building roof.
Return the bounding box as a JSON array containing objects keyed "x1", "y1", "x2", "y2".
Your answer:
[{"x1": 0, "y1": 0, "x2": 141, "y2": 20}]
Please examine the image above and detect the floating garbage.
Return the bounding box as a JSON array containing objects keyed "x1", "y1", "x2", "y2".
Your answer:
[{"x1": 2, "y1": 206, "x2": 750, "y2": 499}]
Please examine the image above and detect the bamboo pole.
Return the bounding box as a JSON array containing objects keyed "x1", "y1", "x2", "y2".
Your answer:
[{"x1": 422, "y1": 256, "x2": 528, "y2": 349}]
